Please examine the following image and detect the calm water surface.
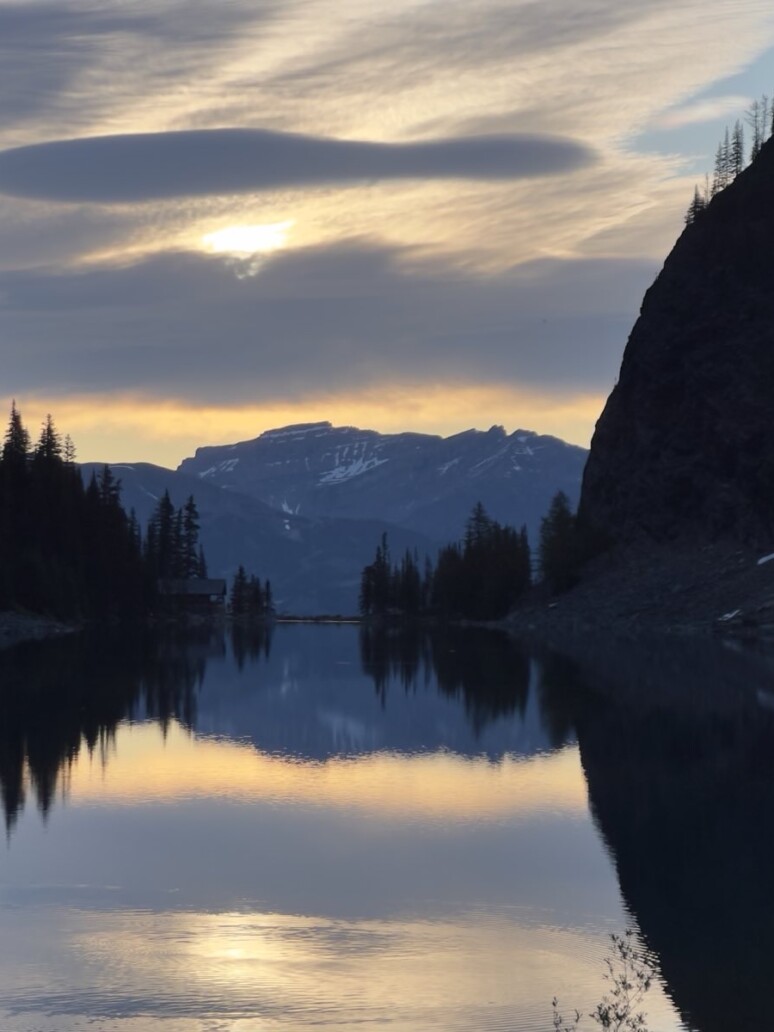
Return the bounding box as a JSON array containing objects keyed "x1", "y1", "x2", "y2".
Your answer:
[{"x1": 1, "y1": 624, "x2": 773, "y2": 1031}]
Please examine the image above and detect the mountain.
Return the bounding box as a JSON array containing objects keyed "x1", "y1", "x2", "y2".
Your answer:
[
  {"x1": 178, "y1": 421, "x2": 587, "y2": 544},
  {"x1": 80, "y1": 461, "x2": 433, "y2": 615},
  {"x1": 580, "y1": 136, "x2": 774, "y2": 547},
  {"x1": 81, "y1": 421, "x2": 585, "y2": 616}
]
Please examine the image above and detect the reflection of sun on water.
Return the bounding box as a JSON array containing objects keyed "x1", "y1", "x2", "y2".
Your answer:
[{"x1": 202, "y1": 221, "x2": 294, "y2": 256}]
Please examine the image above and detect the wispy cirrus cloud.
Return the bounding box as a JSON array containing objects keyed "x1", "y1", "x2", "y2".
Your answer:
[
  {"x1": 657, "y1": 94, "x2": 752, "y2": 129},
  {"x1": 0, "y1": 1, "x2": 279, "y2": 138},
  {"x1": 0, "y1": 0, "x2": 773, "y2": 463}
]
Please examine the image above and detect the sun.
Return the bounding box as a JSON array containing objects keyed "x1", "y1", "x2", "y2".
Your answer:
[{"x1": 201, "y1": 221, "x2": 294, "y2": 256}]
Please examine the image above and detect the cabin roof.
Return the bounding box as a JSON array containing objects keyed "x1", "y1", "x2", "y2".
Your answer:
[{"x1": 157, "y1": 578, "x2": 227, "y2": 596}]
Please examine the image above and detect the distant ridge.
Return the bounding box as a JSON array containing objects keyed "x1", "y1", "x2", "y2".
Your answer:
[
  {"x1": 82, "y1": 422, "x2": 586, "y2": 615},
  {"x1": 179, "y1": 421, "x2": 587, "y2": 544}
]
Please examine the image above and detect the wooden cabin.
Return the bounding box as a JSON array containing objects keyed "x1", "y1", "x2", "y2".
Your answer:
[{"x1": 157, "y1": 578, "x2": 227, "y2": 613}]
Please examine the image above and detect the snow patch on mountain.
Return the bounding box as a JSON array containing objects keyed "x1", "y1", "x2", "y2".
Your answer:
[
  {"x1": 177, "y1": 420, "x2": 588, "y2": 547},
  {"x1": 319, "y1": 455, "x2": 389, "y2": 484},
  {"x1": 469, "y1": 445, "x2": 512, "y2": 476}
]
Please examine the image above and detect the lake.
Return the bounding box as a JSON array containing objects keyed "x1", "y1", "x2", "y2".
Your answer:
[{"x1": 1, "y1": 623, "x2": 773, "y2": 1032}]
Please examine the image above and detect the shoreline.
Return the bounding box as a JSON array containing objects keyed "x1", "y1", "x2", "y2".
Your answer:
[
  {"x1": 505, "y1": 540, "x2": 774, "y2": 642},
  {"x1": 0, "y1": 611, "x2": 79, "y2": 650},
  {"x1": 5, "y1": 540, "x2": 773, "y2": 652}
]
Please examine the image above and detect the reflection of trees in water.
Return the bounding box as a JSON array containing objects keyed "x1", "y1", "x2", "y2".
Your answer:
[
  {"x1": 359, "y1": 624, "x2": 429, "y2": 703},
  {"x1": 359, "y1": 626, "x2": 575, "y2": 739},
  {"x1": 429, "y1": 629, "x2": 530, "y2": 735},
  {"x1": 230, "y1": 623, "x2": 273, "y2": 671},
  {"x1": 360, "y1": 628, "x2": 774, "y2": 1031},
  {"x1": 0, "y1": 626, "x2": 226, "y2": 835},
  {"x1": 570, "y1": 641, "x2": 774, "y2": 1032},
  {"x1": 533, "y1": 649, "x2": 585, "y2": 748}
]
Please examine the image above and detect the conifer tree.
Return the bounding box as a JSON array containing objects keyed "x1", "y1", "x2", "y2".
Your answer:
[
  {"x1": 182, "y1": 496, "x2": 201, "y2": 578},
  {"x1": 3, "y1": 401, "x2": 29, "y2": 468},
  {"x1": 762, "y1": 95, "x2": 770, "y2": 143},
  {"x1": 370, "y1": 534, "x2": 392, "y2": 615},
  {"x1": 248, "y1": 575, "x2": 263, "y2": 613},
  {"x1": 97, "y1": 465, "x2": 121, "y2": 508},
  {"x1": 712, "y1": 139, "x2": 731, "y2": 195},
  {"x1": 731, "y1": 120, "x2": 745, "y2": 177},
  {"x1": 34, "y1": 415, "x2": 61, "y2": 465},
  {"x1": 63, "y1": 434, "x2": 76, "y2": 466},
  {"x1": 230, "y1": 565, "x2": 248, "y2": 615},
  {"x1": 539, "y1": 491, "x2": 579, "y2": 593},
  {"x1": 747, "y1": 99, "x2": 763, "y2": 161},
  {"x1": 172, "y1": 509, "x2": 184, "y2": 578},
  {"x1": 396, "y1": 550, "x2": 422, "y2": 617},
  {"x1": 151, "y1": 491, "x2": 176, "y2": 579},
  {"x1": 684, "y1": 186, "x2": 706, "y2": 225}
]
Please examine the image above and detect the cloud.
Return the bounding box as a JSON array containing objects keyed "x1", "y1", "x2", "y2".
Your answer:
[
  {"x1": 0, "y1": 1, "x2": 276, "y2": 132},
  {"x1": 0, "y1": 128, "x2": 594, "y2": 204},
  {"x1": 658, "y1": 94, "x2": 752, "y2": 129},
  {"x1": 0, "y1": 240, "x2": 656, "y2": 407}
]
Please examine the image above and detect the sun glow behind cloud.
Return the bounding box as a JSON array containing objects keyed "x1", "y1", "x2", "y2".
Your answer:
[
  {"x1": 1, "y1": 1, "x2": 774, "y2": 460},
  {"x1": 202, "y1": 221, "x2": 295, "y2": 256}
]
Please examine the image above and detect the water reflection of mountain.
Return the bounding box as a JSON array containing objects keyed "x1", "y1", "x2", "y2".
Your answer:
[
  {"x1": 569, "y1": 637, "x2": 774, "y2": 1032},
  {"x1": 193, "y1": 625, "x2": 574, "y2": 762},
  {"x1": 0, "y1": 627, "x2": 223, "y2": 833},
  {"x1": 0, "y1": 624, "x2": 574, "y2": 833}
]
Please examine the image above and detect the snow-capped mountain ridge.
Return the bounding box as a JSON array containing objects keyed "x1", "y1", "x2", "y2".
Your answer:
[
  {"x1": 179, "y1": 421, "x2": 587, "y2": 543},
  {"x1": 84, "y1": 421, "x2": 587, "y2": 614}
]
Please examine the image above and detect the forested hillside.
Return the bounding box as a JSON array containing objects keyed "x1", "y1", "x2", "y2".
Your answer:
[{"x1": 0, "y1": 404, "x2": 147, "y2": 619}]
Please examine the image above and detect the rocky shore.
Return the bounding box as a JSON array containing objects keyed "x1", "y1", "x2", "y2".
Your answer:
[{"x1": 507, "y1": 540, "x2": 774, "y2": 641}]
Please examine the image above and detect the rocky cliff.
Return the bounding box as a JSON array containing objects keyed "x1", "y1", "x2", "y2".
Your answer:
[{"x1": 580, "y1": 137, "x2": 774, "y2": 546}]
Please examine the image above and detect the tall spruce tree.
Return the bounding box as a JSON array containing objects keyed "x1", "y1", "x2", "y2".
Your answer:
[
  {"x1": 538, "y1": 491, "x2": 579, "y2": 593},
  {"x1": 182, "y1": 496, "x2": 200, "y2": 578},
  {"x1": 230, "y1": 565, "x2": 248, "y2": 615},
  {"x1": 685, "y1": 186, "x2": 706, "y2": 225},
  {"x1": 731, "y1": 120, "x2": 745, "y2": 177}
]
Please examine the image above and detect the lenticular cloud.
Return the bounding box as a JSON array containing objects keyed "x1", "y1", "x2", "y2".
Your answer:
[{"x1": 0, "y1": 128, "x2": 595, "y2": 204}]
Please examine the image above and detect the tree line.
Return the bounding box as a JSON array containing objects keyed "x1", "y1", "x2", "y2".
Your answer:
[
  {"x1": 0, "y1": 404, "x2": 147, "y2": 618},
  {"x1": 229, "y1": 565, "x2": 274, "y2": 619},
  {"x1": 144, "y1": 490, "x2": 207, "y2": 582},
  {"x1": 686, "y1": 95, "x2": 774, "y2": 223},
  {"x1": 0, "y1": 403, "x2": 219, "y2": 620},
  {"x1": 358, "y1": 491, "x2": 582, "y2": 622}
]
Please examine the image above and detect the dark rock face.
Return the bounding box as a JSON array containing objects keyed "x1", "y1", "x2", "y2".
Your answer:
[{"x1": 580, "y1": 138, "x2": 774, "y2": 546}]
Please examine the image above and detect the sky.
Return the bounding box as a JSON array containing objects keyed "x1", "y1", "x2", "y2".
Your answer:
[{"x1": 1, "y1": 0, "x2": 774, "y2": 467}]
